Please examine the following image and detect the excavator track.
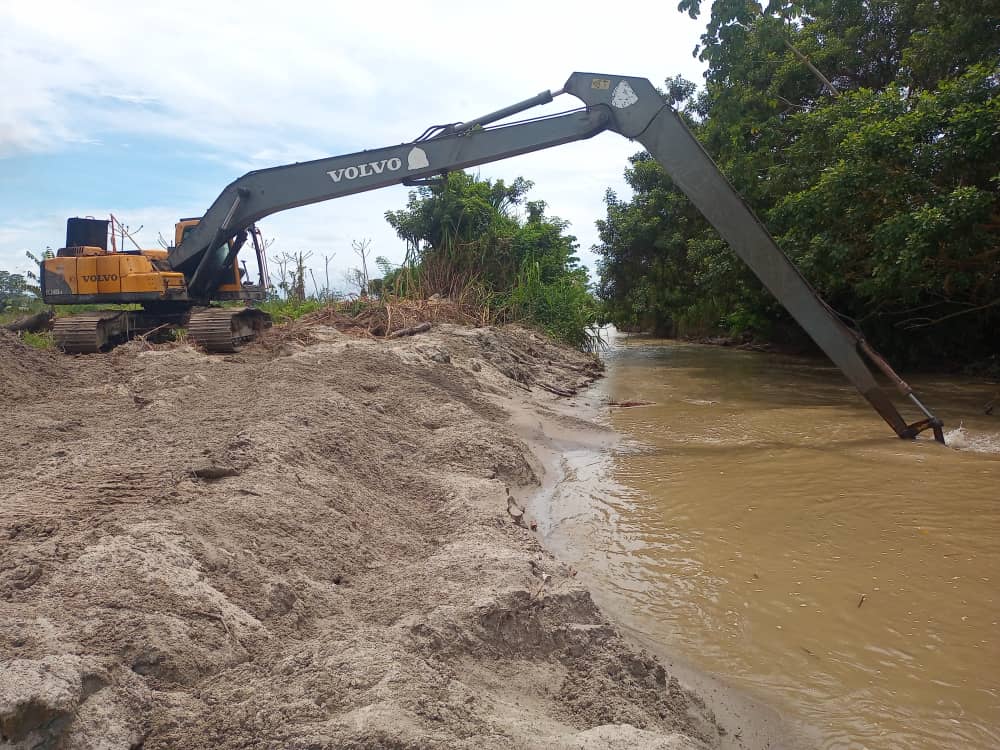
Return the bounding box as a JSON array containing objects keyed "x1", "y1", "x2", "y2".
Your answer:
[
  {"x1": 52, "y1": 312, "x2": 130, "y2": 353},
  {"x1": 187, "y1": 307, "x2": 271, "y2": 353}
]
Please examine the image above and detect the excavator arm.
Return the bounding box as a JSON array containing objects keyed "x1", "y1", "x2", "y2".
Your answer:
[
  {"x1": 170, "y1": 72, "x2": 944, "y2": 443},
  {"x1": 169, "y1": 103, "x2": 610, "y2": 290}
]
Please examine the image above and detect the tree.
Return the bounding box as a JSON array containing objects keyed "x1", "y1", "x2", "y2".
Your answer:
[
  {"x1": 596, "y1": 1, "x2": 1000, "y2": 364},
  {"x1": 384, "y1": 171, "x2": 599, "y2": 347},
  {"x1": 270, "y1": 251, "x2": 314, "y2": 300},
  {"x1": 0, "y1": 271, "x2": 33, "y2": 313},
  {"x1": 352, "y1": 239, "x2": 372, "y2": 297},
  {"x1": 385, "y1": 172, "x2": 533, "y2": 296},
  {"x1": 291, "y1": 251, "x2": 313, "y2": 301}
]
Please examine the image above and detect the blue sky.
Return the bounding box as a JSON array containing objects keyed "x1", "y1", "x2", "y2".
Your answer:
[{"x1": 1, "y1": 1, "x2": 707, "y2": 290}]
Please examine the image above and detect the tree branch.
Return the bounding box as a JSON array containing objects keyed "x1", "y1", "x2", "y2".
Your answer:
[{"x1": 898, "y1": 298, "x2": 1000, "y2": 329}]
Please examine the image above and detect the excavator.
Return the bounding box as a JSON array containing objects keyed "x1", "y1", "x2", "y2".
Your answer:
[
  {"x1": 43, "y1": 217, "x2": 271, "y2": 353},
  {"x1": 39, "y1": 72, "x2": 945, "y2": 443}
]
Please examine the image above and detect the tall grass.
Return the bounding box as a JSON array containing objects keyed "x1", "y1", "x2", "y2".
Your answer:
[
  {"x1": 377, "y1": 256, "x2": 600, "y2": 349},
  {"x1": 505, "y1": 260, "x2": 599, "y2": 350}
]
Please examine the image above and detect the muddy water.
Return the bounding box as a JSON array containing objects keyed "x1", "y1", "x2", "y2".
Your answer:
[{"x1": 543, "y1": 334, "x2": 1000, "y2": 749}]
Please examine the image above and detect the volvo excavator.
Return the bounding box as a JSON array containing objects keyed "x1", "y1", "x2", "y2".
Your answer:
[
  {"x1": 38, "y1": 72, "x2": 945, "y2": 443},
  {"x1": 43, "y1": 217, "x2": 271, "y2": 353}
]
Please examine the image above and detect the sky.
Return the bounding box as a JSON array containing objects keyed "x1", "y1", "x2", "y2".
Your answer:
[{"x1": 0, "y1": 0, "x2": 708, "y2": 292}]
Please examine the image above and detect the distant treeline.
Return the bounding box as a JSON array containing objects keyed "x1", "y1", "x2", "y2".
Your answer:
[{"x1": 595, "y1": 0, "x2": 999, "y2": 368}]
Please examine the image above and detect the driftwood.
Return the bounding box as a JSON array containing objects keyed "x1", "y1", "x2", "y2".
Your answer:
[
  {"x1": 4, "y1": 310, "x2": 54, "y2": 333},
  {"x1": 538, "y1": 382, "x2": 576, "y2": 397},
  {"x1": 387, "y1": 321, "x2": 431, "y2": 339}
]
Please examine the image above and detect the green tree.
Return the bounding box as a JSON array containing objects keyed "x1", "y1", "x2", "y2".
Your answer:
[
  {"x1": 770, "y1": 63, "x2": 1000, "y2": 361},
  {"x1": 385, "y1": 172, "x2": 530, "y2": 296},
  {"x1": 597, "y1": 0, "x2": 1000, "y2": 364},
  {"x1": 384, "y1": 171, "x2": 599, "y2": 347}
]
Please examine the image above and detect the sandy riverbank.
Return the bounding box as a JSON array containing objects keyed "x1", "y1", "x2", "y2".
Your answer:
[{"x1": 1, "y1": 322, "x2": 796, "y2": 749}]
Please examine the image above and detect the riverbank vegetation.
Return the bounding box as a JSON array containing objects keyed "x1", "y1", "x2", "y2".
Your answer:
[
  {"x1": 382, "y1": 172, "x2": 598, "y2": 348},
  {"x1": 596, "y1": 0, "x2": 999, "y2": 368},
  {"x1": 261, "y1": 172, "x2": 599, "y2": 348}
]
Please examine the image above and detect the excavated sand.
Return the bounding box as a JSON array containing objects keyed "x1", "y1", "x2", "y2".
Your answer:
[{"x1": 0, "y1": 325, "x2": 725, "y2": 749}]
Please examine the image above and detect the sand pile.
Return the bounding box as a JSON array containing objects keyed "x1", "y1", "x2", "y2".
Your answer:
[
  {"x1": 1, "y1": 322, "x2": 722, "y2": 749},
  {"x1": 0, "y1": 332, "x2": 69, "y2": 402}
]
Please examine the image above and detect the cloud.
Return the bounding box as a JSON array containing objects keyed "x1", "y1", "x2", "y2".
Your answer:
[{"x1": 0, "y1": 0, "x2": 708, "y2": 283}]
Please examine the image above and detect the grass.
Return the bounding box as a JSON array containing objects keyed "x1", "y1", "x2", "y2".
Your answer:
[
  {"x1": 19, "y1": 330, "x2": 54, "y2": 349},
  {"x1": 268, "y1": 286, "x2": 602, "y2": 354},
  {"x1": 257, "y1": 297, "x2": 326, "y2": 323},
  {"x1": 504, "y1": 262, "x2": 600, "y2": 350}
]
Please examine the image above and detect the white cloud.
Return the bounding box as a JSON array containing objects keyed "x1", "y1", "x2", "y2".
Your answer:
[{"x1": 0, "y1": 0, "x2": 708, "y2": 283}]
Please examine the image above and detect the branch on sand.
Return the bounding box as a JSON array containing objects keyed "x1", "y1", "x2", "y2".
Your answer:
[{"x1": 388, "y1": 321, "x2": 432, "y2": 338}]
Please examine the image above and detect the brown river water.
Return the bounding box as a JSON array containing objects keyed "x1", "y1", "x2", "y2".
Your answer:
[{"x1": 542, "y1": 332, "x2": 999, "y2": 749}]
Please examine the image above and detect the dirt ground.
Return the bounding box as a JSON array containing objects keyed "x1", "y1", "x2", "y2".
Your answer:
[{"x1": 1, "y1": 323, "x2": 732, "y2": 749}]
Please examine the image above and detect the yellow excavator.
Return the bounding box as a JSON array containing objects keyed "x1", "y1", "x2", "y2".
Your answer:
[
  {"x1": 38, "y1": 71, "x2": 945, "y2": 441},
  {"x1": 42, "y1": 217, "x2": 270, "y2": 352}
]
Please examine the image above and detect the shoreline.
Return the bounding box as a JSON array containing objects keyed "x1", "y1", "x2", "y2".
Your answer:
[
  {"x1": 507, "y1": 372, "x2": 811, "y2": 750},
  {"x1": 2, "y1": 323, "x2": 801, "y2": 748}
]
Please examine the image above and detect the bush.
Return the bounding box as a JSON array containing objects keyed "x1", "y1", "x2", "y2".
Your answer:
[
  {"x1": 506, "y1": 260, "x2": 599, "y2": 350},
  {"x1": 258, "y1": 297, "x2": 326, "y2": 322}
]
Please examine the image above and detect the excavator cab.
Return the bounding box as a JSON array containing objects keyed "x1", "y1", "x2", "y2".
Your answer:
[
  {"x1": 41, "y1": 217, "x2": 269, "y2": 307},
  {"x1": 173, "y1": 218, "x2": 269, "y2": 300}
]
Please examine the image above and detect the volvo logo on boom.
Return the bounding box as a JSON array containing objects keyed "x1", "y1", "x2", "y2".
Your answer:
[{"x1": 328, "y1": 157, "x2": 402, "y2": 183}]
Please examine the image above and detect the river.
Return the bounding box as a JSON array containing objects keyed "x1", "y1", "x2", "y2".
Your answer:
[{"x1": 542, "y1": 332, "x2": 999, "y2": 749}]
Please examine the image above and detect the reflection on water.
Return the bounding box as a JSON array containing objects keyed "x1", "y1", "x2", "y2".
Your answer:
[{"x1": 544, "y1": 333, "x2": 1000, "y2": 750}]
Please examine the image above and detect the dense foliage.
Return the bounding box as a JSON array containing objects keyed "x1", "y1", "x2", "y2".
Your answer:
[
  {"x1": 385, "y1": 172, "x2": 598, "y2": 348},
  {"x1": 596, "y1": 0, "x2": 999, "y2": 365}
]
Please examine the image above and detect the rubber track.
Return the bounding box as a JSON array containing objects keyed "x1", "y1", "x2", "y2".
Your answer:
[
  {"x1": 187, "y1": 307, "x2": 265, "y2": 353},
  {"x1": 52, "y1": 312, "x2": 126, "y2": 353}
]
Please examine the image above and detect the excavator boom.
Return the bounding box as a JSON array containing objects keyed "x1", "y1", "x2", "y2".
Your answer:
[{"x1": 169, "y1": 72, "x2": 943, "y2": 443}]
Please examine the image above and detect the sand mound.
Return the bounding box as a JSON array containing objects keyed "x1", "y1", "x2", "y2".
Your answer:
[
  {"x1": 0, "y1": 323, "x2": 720, "y2": 749},
  {"x1": 0, "y1": 332, "x2": 67, "y2": 402}
]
